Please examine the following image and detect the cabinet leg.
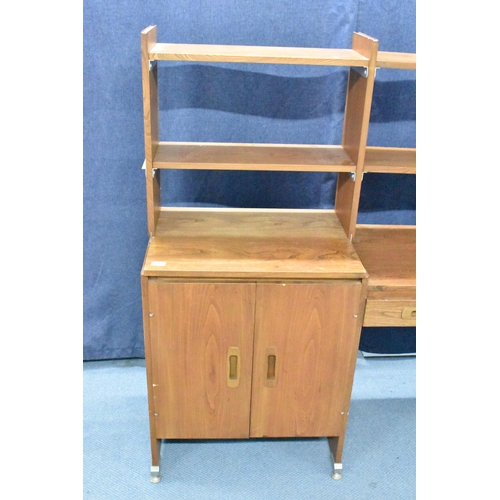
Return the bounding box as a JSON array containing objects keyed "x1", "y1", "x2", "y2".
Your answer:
[
  {"x1": 328, "y1": 436, "x2": 344, "y2": 480},
  {"x1": 150, "y1": 438, "x2": 162, "y2": 483}
]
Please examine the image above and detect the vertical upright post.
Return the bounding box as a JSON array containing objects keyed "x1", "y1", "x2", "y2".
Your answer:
[
  {"x1": 141, "y1": 26, "x2": 161, "y2": 236},
  {"x1": 335, "y1": 33, "x2": 378, "y2": 240}
]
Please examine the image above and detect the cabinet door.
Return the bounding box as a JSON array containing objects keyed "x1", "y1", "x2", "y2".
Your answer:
[
  {"x1": 250, "y1": 282, "x2": 362, "y2": 438},
  {"x1": 147, "y1": 281, "x2": 256, "y2": 439}
]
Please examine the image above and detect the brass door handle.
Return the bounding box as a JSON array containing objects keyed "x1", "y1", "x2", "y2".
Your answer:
[
  {"x1": 401, "y1": 307, "x2": 416, "y2": 320},
  {"x1": 227, "y1": 347, "x2": 240, "y2": 388}
]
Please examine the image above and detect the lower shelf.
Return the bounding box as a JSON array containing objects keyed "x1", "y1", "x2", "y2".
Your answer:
[{"x1": 353, "y1": 224, "x2": 416, "y2": 327}]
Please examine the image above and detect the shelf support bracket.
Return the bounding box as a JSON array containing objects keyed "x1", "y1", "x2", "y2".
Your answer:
[
  {"x1": 350, "y1": 172, "x2": 365, "y2": 182},
  {"x1": 141, "y1": 160, "x2": 157, "y2": 178},
  {"x1": 352, "y1": 66, "x2": 368, "y2": 78},
  {"x1": 149, "y1": 60, "x2": 157, "y2": 71},
  {"x1": 352, "y1": 66, "x2": 377, "y2": 78}
]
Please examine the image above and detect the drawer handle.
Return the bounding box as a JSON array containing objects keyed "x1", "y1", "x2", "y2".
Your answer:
[
  {"x1": 401, "y1": 307, "x2": 416, "y2": 320},
  {"x1": 227, "y1": 347, "x2": 240, "y2": 388},
  {"x1": 265, "y1": 346, "x2": 278, "y2": 387}
]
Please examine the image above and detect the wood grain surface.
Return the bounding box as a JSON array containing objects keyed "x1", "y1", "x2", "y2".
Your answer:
[
  {"x1": 336, "y1": 33, "x2": 378, "y2": 238},
  {"x1": 141, "y1": 26, "x2": 161, "y2": 235},
  {"x1": 142, "y1": 209, "x2": 367, "y2": 279},
  {"x1": 250, "y1": 282, "x2": 363, "y2": 437},
  {"x1": 153, "y1": 142, "x2": 355, "y2": 172},
  {"x1": 363, "y1": 147, "x2": 416, "y2": 174},
  {"x1": 149, "y1": 42, "x2": 369, "y2": 66},
  {"x1": 377, "y1": 51, "x2": 416, "y2": 70},
  {"x1": 363, "y1": 299, "x2": 416, "y2": 326},
  {"x1": 353, "y1": 225, "x2": 416, "y2": 293},
  {"x1": 147, "y1": 281, "x2": 256, "y2": 439}
]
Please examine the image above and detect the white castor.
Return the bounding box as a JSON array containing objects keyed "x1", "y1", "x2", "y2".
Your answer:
[
  {"x1": 332, "y1": 463, "x2": 343, "y2": 480},
  {"x1": 150, "y1": 466, "x2": 162, "y2": 483}
]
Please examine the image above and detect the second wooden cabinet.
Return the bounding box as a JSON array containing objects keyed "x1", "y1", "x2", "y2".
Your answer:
[{"x1": 146, "y1": 280, "x2": 363, "y2": 441}]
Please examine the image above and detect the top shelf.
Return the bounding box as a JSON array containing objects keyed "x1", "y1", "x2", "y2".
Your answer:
[
  {"x1": 148, "y1": 43, "x2": 415, "y2": 69},
  {"x1": 149, "y1": 43, "x2": 369, "y2": 66}
]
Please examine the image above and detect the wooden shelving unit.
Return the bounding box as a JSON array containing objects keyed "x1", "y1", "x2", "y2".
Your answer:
[{"x1": 139, "y1": 25, "x2": 416, "y2": 484}]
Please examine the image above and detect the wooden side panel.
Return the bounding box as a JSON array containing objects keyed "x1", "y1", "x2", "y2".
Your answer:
[
  {"x1": 141, "y1": 26, "x2": 161, "y2": 235},
  {"x1": 250, "y1": 282, "x2": 363, "y2": 438},
  {"x1": 334, "y1": 171, "x2": 359, "y2": 239},
  {"x1": 336, "y1": 33, "x2": 378, "y2": 239},
  {"x1": 141, "y1": 275, "x2": 161, "y2": 466},
  {"x1": 342, "y1": 33, "x2": 378, "y2": 165},
  {"x1": 147, "y1": 282, "x2": 256, "y2": 439}
]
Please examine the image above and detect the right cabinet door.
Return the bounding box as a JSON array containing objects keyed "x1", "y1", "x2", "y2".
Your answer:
[{"x1": 250, "y1": 282, "x2": 362, "y2": 438}]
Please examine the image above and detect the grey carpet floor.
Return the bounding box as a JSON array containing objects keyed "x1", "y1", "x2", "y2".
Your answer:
[{"x1": 83, "y1": 353, "x2": 415, "y2": 499}]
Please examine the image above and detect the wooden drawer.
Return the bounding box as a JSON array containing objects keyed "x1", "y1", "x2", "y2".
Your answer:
[{"x1": 363, "y1": 299, "x2": 416, "y2": 327}]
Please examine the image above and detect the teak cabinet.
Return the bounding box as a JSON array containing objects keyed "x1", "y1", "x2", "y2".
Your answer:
[
  {"x1": 147, "y1": 281, "x2": 362, "y2": 440},
  {"x1": 139, "y1": 25, "x2": 416, "y2": 484}
]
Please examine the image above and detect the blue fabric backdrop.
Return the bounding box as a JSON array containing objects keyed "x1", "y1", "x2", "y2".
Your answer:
[{"x1": 83, "y1": 0, "x2": 416, "y2": 360}]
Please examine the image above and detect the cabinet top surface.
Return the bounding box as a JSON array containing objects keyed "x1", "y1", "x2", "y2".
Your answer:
[{"x1": 142, "y1": 208, "x2": 367, "y2": 279}]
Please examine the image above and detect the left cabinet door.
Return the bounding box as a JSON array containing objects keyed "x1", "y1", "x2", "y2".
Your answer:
[{"x1": 147, "y1": 281, "x2": 256, "y2": 439}]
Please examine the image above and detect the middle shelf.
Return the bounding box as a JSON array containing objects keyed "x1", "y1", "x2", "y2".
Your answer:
[{"x1": 151, "y1": 142, "x2": 416, "y2": 172}]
